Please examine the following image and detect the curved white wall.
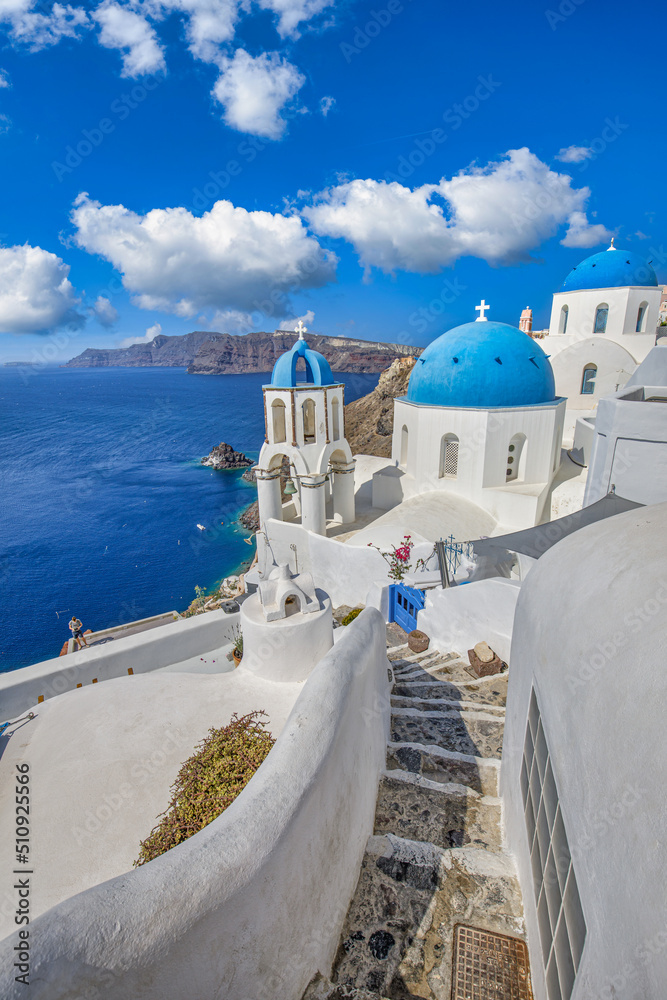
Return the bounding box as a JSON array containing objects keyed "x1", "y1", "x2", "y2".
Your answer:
[
  {"x1": 501, "y1": 503, "x2": 667, "y2": 999},
  {"x1": 0, "y1": 608, "x2": 391, "y2": 1000},
  {"x1": 548, "y1": 337, "x2": 636, "y2": 410}
]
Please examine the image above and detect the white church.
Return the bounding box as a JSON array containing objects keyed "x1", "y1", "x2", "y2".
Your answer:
[{"x1": 0, "y1": 241, "x2": 665, "y2": 1000}]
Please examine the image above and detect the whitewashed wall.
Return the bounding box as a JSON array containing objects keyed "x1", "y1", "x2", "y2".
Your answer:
[
  {"x1": 501, "y1": 503, "x2": 667, "y2": 999},
  {"x1": 0, "y1": 608, "x2": 391, "y2": 1000},
  {"x1": 417, "y1": 577, "x2": 521, "y2": 663},
  {"x1": 548, "y1": 337, "x2": 636, "y2": 410},
  {"x1": 0, "y1": 609, "x2": 241, "y2": 719},
  {"x1": 548, "y1": 286, "x2": 659, "y2": 363}
]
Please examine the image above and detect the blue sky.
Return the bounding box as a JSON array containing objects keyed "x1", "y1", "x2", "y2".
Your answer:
[{"x1": 0, "y1": 0, "x2": 665, "y2": 361}]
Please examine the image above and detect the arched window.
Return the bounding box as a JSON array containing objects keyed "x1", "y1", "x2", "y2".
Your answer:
[
  {"x1": 636, "y1": 301, "x2": 648, "y2": 332},
  {"x1": 439, "y1": 433, "x2": 459, "y2": 479},
  {"x1": 559, "y1": 305, "x2": 569, "y2": 334},
  {"x1": 271, "y1": 399, "x2": 286, "y2": 443},
  {"x1": 506, "y1": 433, "x2": 527, "y2": 483},
  {"x1": 593, "y1": 303, "x2": 608, "y2": 334},
  {"x1": 302, "y1": 398, "x2": 316, "y2": 442},
  {"x1": 331, "y1": 396, "x2": 340, "y2": 440},
  {"x1": 581, "y1": 364, "x2": 597, "y2": 395},
  {"x1": 400, "y1": 425, "x2": 409, "y2": 467}
]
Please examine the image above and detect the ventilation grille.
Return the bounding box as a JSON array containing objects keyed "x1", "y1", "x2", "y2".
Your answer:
[{"x1": 521, "y1": 689, "x2": 586, "y2": 1000}]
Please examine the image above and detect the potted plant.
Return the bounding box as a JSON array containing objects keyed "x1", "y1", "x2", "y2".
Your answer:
[{"x1": 232, "y1": 627, "x2": 243, "y2": 667}]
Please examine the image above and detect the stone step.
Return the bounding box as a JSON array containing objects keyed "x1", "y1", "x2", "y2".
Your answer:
[
  {"x1": 302, "y1": 973, "x2": 390, "y2": 1000},
  {"x1": 391, "y1": 693, "x2": 505, "y2": 717},
  {"x1": 386, "y1": 740, "x2": 500, "y2": 797},
  {"x1": 392, "y1": 674, "x2": 507, "y2": 708},
  {"x1": 393, "y1": 661, "x2": 481, "y2": 686},
  {"x1": 374, "y1": 770, "x2": 501, "y2": 852},
  {"x1": 332, "y1": 835, "x2": 525, "y2": 1000},
  {"x1": 391, "y1": 709, "x2": 505, "y2": 760}
]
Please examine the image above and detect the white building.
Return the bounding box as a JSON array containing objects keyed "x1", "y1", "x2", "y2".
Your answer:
[
  {"x1": 374, "y1": 303, "x2": 566, "y2": 528},
  {"x1": 255, "y1": 321, "x2": 355, "y2": 535},
  {"x1": 583, "y1": 345, "x2": 667, "y2": 505},
  {"x1": 546, "y1": 241, "x2": 661, "y2": 409}
]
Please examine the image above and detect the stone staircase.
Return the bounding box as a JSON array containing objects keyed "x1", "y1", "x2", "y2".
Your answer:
[{"x1": 303, "y1": 642, "x2": 528, "y2": 1000}]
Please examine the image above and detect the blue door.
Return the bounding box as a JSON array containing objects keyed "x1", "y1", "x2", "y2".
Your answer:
[{"x1": 389, "y1": 583, "x2": 425, "y2": 633}]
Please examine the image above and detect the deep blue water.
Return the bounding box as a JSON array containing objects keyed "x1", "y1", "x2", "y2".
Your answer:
[{"x1": 0, "y1": 366, "x2": 378, "y2": 672}]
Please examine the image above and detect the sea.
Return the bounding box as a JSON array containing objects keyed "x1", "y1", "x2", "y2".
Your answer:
[{"x1": 0, "y1": 365, "x2": 379, "y2": 673}]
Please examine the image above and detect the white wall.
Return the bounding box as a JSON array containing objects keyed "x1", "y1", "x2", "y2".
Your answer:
[
  {"x1": 0, "y1": 609, "x2": 241, "y2": 719},
  {"x1": 548, "y1": 337, "x2": 637, "y2": 410},
  {"x1": 0, "y1": 608, "x2": 391, "y2": 1000},
  {"x1": 264, "y1": 517, "x2": 393, "y2": 607},
  {"x1": 417, "y1": 577, "x2": 521, "y2": 663},
  {"x1": 390, "y1": 397, "x2": 565, "y2": 530},
  {"x1": 584, "y1": 387, "x2": 667, "y2": 505},
  {"x1": 501, "y1": 502, "x2": 667, "y2": 999},
  {"x1": 548, "y1": 286, "x2": 659, "y2": 363}
]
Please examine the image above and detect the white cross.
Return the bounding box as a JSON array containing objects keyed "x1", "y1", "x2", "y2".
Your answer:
[
  {"x1": 295, "y1": 319, "x2": 307, "y2": 339},
  {"x1": 475, "y1": 299, "x2": 490, "y2": 322}
]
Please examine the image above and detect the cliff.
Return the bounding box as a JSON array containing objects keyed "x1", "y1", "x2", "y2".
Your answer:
[
  {"x1": 65, "y1": 331, "x2": 219, "y2": 368},
  {"x1": 343, "y1": 356, "x2": 417, "y2": 458},
  {"x1": 66, "y1": 329, "x2": 420, "y2": 374}
]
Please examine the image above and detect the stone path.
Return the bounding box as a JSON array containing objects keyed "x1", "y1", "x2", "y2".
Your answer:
[{"x1": 304, "y1": 638, "x2": 530, "y2": 1000}]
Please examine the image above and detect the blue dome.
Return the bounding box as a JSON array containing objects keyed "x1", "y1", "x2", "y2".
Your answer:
[
  {"x1": 407, "y1": 321, "x2": 556, "y2": 409},
  {"x1": 562, "y1": 247, "x2": 658, "y2": 292},
  {"x1": 270, "y1": 336, "x2": 334, "y2": 388}
]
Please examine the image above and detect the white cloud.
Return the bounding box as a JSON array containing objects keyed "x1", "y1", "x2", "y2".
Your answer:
[
  {"x1": 319, "y1": 94, "x2": 335, "y2": 117},
  {"x1": 560, "y1": 211, "x2": 612, "y2": 249},
  {"x1": 281, "y1": 308, "x2": 315, "y2": 330},
  {"x1": 0, "y1": 69, "x2": 10, "y2": 87},
  {"x1": 92, "y1": 294, "x2": 119, "y2": 327},
  {"x1": 0, "y1": 113, "x2": 10, "y2": 133},
  {"x1": 160, "y1": 0, "x2": 240, "y2": 64},
  {"x1": 0, "y1": 1, "x2": 90, "y2": 50},
  {"x1": 0, "y1": 243, "x2": 84, "y2": 334},
  {"x1": 120, "y1": 321, "x2": 162, "y2": 347},
  {"x1": 304, "y1": 148, "x2": 603, "y2": 274},
  {"x1": 70, "y1": 193, "x2": 337, "y2": 318},
  {"x1": 212, "y1": 49, "x2": 305, "y2": 139},
  {"x1": 556, "y1": 145, "x2": 593, "y2": 163},
  {"x1": 95, "y1": 3, "x2": 166, "y2": 77},
  {"x1": 257, "y1": 0, "x2": 333, "y2": 37}
]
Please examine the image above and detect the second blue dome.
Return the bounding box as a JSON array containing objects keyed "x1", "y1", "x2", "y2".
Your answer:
[{"x1": 407, "y1": 321, "x2": 556, "y2": 409}]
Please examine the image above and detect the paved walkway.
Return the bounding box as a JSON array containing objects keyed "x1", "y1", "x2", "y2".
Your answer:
[{"x1": 304, "y1": 634, "x2": 531, "y2": 1000}]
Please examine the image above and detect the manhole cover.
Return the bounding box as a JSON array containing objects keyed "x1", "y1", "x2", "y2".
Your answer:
[{"x1": 452, "y1": 925, "x2": 533, "y2": 1000}]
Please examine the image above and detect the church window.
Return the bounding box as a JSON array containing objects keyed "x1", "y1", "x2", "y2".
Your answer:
[
  {"x1": 400, "y1": 425, "x2": 409, "y2": 467},
  {"x1": 522, "y1": 688, "x2": 586, "y2": 999},
  {"x1": 302, "y1": 398, "x2": 316, "y2": 442},
  {"x1": 439, "y1": 433, "x2": 459, "y2": 479},
  {"x1": 581, "y1": 364, "x2": 597, "y2": 395},
  {"x1": 559, "y1": 305, "x2": 569, "y2": 334},
  {"x1": 636, "y1": 302, "x2": 648, "y2": 332},
  {"x1": 331, "y1": 396, "x2": 340, "y2": 440},
  {"x1": 271, "y1": 399, "x2": 286, "y2": 443},
  {"x1": 593, "y1": 304, "x2": 608, "y2": 334},
  {"x1": 506, "y1": 433, "x2": 526, "y2": 482}
]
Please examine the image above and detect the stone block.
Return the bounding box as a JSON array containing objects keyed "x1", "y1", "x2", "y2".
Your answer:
[
  {"x1": 407, "y1": 629, "x2": 430, "y2": 653},
  {"x1": 467, "y1": 643, "x2": 505, "y2": 678}
]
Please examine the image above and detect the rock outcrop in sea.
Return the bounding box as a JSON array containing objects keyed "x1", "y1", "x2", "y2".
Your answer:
[{"x1": 201, "y1": 442, "x2": 253, "y2": 471}]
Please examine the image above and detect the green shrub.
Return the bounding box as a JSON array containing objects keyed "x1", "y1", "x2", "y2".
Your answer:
[
  {"x1": 341, "y1": 607, "x2": 363, "y2": 626},
  {"x1": 134, "y1": 711, "x2": 274, "y2": 866}
]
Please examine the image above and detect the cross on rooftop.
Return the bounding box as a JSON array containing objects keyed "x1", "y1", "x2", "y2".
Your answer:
[
  {"x1": 475, "y1": 299, "x2": 490, "y2": 322},
  {"x1": 295, "y1": 319, "x2": 308, "y2": 339}
]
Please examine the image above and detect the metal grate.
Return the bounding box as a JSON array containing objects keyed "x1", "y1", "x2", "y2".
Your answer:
[
  {"x1": 443, "y1": 438, "x2": 459, "y2": 477},
  {"x1": 452, "y1": 925, "x2": 533, "y2": 1000}
]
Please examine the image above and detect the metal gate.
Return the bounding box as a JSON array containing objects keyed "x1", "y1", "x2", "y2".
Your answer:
[{"x1": 389, "y1": 583, "x2": 425, "y2": 634}]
